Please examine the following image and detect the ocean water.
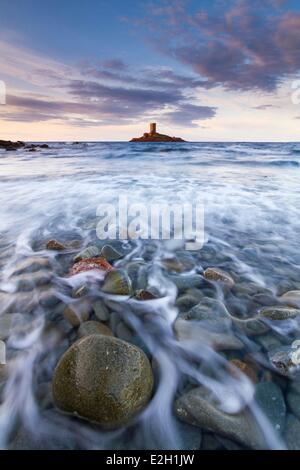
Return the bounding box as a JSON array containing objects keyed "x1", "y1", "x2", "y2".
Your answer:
[{"x1": 0, "y1": 141, "x2": 300, "y2": 450}]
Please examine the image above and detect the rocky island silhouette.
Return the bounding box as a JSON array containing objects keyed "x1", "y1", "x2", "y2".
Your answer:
[{"x1": 130, "y1": 123, "x2": 186, "y2": 142}]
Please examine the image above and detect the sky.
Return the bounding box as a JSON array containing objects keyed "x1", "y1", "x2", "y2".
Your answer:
[{"x1": 0, "y1": 0, "x2": 300, "y2": 141}]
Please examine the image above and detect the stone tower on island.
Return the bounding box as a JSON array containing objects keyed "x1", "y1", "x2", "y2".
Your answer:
[
  {"x1": 150, "y1": 123, "x2": 157, "y2": 135},
  {"x1": 130, "y1": 123, "x2": 185, "y2": 142}
]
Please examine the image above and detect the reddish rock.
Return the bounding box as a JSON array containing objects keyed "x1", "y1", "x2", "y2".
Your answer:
[{"x1": 70, "y1": 257, "x2": 113, "y2": 276}]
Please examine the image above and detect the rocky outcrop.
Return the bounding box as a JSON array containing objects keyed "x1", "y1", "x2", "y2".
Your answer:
[
  {"x1": 130, "y1": 123, "x2": 185, "y2": 142},
  {"x1": 0, "y1": 140, "x2": 50, "y2": 152},
  {"x1": 0, "y1": 140, "x2": 25, "y2": 151},
  {"x1": 131, "y1": 132, "x2": 185, "y2": 142}
]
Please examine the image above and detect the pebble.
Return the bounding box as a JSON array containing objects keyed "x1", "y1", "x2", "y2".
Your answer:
[
  {"x1": 233, "y1": 317, "x2": 269, "y2": 336},
  {"x1": 204, "y1": 268, "x2": 235, "y2": 288},
  {"x1": 70, "y1": 257, "x2": 112, "y2": 276},
  {"x1": 52, "y1": 335, "x2": 154, "y2": 428},
  {"x1": 39, "y1": 289, "x2": 60, "y2": 308},
  {"x1": 93, "y1": 299, "x2": 110, "y2": 321},
  {"x1": 254, "y1": 381, "x2": 286, "y2": 433},
  {"x1": 174, "y1": 319, "x2": 243, "y2": 351},
  {"x1": 280, "y1": 291, "x2": 300, "y2": 308},
  {"x1": 102, "y1": 269, "x2": 132, "y2": 295},
  {"x1": 127, "y1": 261, "x2": 148, "y2": 290},
  {"x1": 184, "y1": 297, "x2": 232, "y2": 332},
  {"x1": 46, "y1": 239, "x2": 66, "y2": 251},
  {"x1": 73, "y1": 246, "x2": 100, "y2": 262},
  {"x1": 176, "y1": 293, "x2": 200, "y2": 311},
  {"x1": 116, "y1": 322, "x2": 133, "y2": 342},
  {"x1": 175, "y1": 387, "x2": 266, "y2": 449},
  {"x1": 63, "y1": 305, "x2": 90, "y2": 327},
  {"x1": 135, "y1": 289, "x2": 159, "y2": 301},
  {"x1": 269, "y1": 343, "x2": 300, "y2": 376},
  {"x1": 78, "y1": 321, "x2": 113, "y2": 338},
  {"x1": 259, "y1": 306, "x2": 300, "y2": 320},
  {"x1": 100, "y1": 245, "x2": 124, "y2": 262},
  {"x1": 167, "y1": 274, "x2": 204, "y2": 292}
]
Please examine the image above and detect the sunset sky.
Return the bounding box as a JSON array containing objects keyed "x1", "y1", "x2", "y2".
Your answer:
[{"x1": 0, "y1": 0, "x2": 300, "y2": 141}]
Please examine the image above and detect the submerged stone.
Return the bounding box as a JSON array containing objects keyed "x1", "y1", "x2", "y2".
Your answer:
[
  {"x1": 93, "y1": 299, "x2": 110, "y2": 321},
  {"x1": 73, "y1": 246, "x2": 100, "y2": 263},
  {"x1": 254, "y1": 381, "x2": 286, "y2": 433},
  {"x1": 46, "y1": 239, "x2": 66, "y2": 251},
  {"x1": 175, "y1": 387, "x2": 266, "y2": 449},
  {"x1": 204, "y1": 268, "x2": 235, "y2": 288},
  {"x1": 269, "y1": 342, "x2": 300, "y2": 376},
  {"x1": 100, "y1": 245, "x2": 124, "y2": 262},
  {"x1": 78, "y1": 321, "x2": 113, "y2": 338},
  {"x1": 280, "y1": 291, "x2": 300, "y2": 308},
  {"x1": 259, "y1": 306, "x2": 300, "y2": 320},
  {"x1": 63, "y1": 305, "x2": 90, "y2": 327},
  {"x1": 102, "y1": 269, "x2": 132, "y2": 295},
  {"x1": 174, "y1": 319, "x2": 243, "y2": 351}
]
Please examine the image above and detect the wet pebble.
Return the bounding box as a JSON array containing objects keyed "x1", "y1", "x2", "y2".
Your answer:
[
  {"x1": 102, "y1": 269, "x2": 132, "y2": 295},
  {"x1": 73, "y1": 245, "x2": 100, "y2": 262},
  {"x1": 269, "y1": 342, "x2": 300, "y2": 376},
  {"x1": 254, "y1": 381, "x2": 286, "y2": 433},
  {"x1": 116, "y1": 322, "x2": 133, "y2": 342},
  {"x1": 78, "y1": 320, "x2": 113, "y2": 338},
  {"x1": 63, "y1": 305, "x2": 90, "y2": 327},
  {"x1": 184, "y1": 297, "x2": 232, "y2": 332},
  {"x1": 280, "y1": 291, "x2": 300, "y2": 308},
  {"x1": 93, "y1": 299, "x2": 110, "y2": 321},
  {"x1": 174, "y1": 319, "x2": 243, "y2": 351},
  {"x1": 52, "y1": 335, "x2": 154, "y2": 428},
  {"x1": 100, "y1": 244, "x2": 124, "y2": 262},
  {"x1": 175, "y1": 387, "x2": 266, "y2": 449},
  {"x1": 259, "y1": 306, "x2": 300, "y2": 320},
  {"x1": 167, "y1": 274, "x2": 203, "y2": 292},
  {"x1": 39, "y1": 289, "x2": 60, "y2": 308},
  {"x1": 204, "y1": 268, "x2": 235, "y2": 288},
  {"x1": 46, "y1": 239, "x2": 66, "y2": 251}
]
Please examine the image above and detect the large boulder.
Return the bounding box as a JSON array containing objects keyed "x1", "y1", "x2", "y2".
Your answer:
[{"x1": 52, "y1": 335, "x2": 153, "y2": 428}]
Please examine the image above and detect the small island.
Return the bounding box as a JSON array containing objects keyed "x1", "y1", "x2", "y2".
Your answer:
[{"x1": 130, "y1": 123, "x2": 186, "y2": 142}]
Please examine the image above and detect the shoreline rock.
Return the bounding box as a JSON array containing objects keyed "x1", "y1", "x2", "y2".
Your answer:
[
  {"x1": 0, "y1": 140, "x2": 49, "y2": 152},
  {"x1": 52, "y1": 335, "x2": 154, "y2": 428},
  {"x1": 175, "y1": 387, "x2": 267, "y2": 450}
]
